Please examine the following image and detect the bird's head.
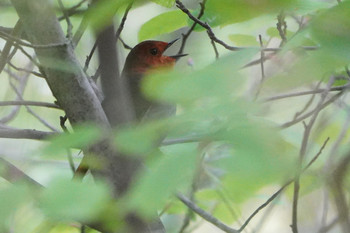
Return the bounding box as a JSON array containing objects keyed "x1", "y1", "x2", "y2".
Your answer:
[{"x1": 123, "y1": 39, "x2": 187, "y2": 76}]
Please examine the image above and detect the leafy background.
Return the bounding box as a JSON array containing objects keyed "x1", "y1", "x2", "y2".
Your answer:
[{"x1": 0, "y1": 0, "x2": 349, "y2": 232}]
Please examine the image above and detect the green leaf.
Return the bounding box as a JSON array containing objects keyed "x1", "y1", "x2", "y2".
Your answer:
[
  {"x1": 0, "y1": 184, "x2": 32, "y2": 230},
  {"x1": 138, "y1": 10, "x2": 188, "y2": 41},
  {"x1": 281, "y1": 29, "x2": 317, "y2": 51},
  {"x1": 310, "y1": 1, "x2": 350, "y2": 61},
  {"x1": 125, "y1": 143, "x2": 197, "y2": 217},
  {"x1": 197, "y1": 0, "x2": 297, "y2": 29},
  {"x1": 40, "y1": 178, "x2": 111, "y2": 222},
  {"x1": 266, "y1": 27, "x2": 295, "y2": 40},
  {"x1": 293, "y1": 0, "x2": 333, "y2": 15},
  {"x1": 142, "y1": 48, "x2": 258, "y2": 104},
  {"x1": 114, "y1": 120, "x2": 168, "y2": 155},
  {"x1": 228, "y1": 34, "x2": 259, "y2": 46},
  {"x1": 195, "y1": 189, "x2": 240, "y2": 224},
  {"x1": 211, "y1": 123, "x2": 295, "y2": 202},
  {"x1": 285, "y1": 173, "x2": 323, "y2": 199},
  {"x1": 150, "y1": 0, "x2": 175, "y2": 7},
  {"x1": 266, "y1": 49, "x2": 348, "y2": 90},
  {"x1": 40, "y1": 124, "x2": 101, "y2": 157},
  {"x1": 86, "y1": 0, "x2": 132, "y2": 30}
]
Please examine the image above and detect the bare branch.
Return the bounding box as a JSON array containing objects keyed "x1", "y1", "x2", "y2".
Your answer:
[
  {"x1": 57, "y1": 0, "x2": 73, "y2": 40},
  {"x1": 264, "y1": 83, "x2": 350, "y2": 102},
  {"x1": 177, "y1": 0, "x2": 207, "y2": 55},
  {"x1": 115, "y1": 2, "x2": 133, "y2": 40},
  {"x1": 254, "y1": 34, "x2": 266, "y2": 98},
  {"x1": 0, "y1": 157, "x2": 42, "y2": 186},
  {"x1": 175, "y1": 0, "x2": 239, "y2": 51},
  {"x1": 209, "y1": 33, "x2": 219, "y2": 59},
  {"x1": 0, "y1": 100, "x2": 60, "y2": 109},
  {"x1": 0, "y1": 127, "x2": 57, "y2": 140},
  {"x1": 9, "y1": 79, "x2": 59, "y2": 132},
  {"x1": 0, "y1": 67, "x2": 30, "y2": 123},
  {"x1": 0, "y1": 29, "x2": 68, "y2": 49},
  {"x1": 175, "y1": 0, "x2": 318, "y2": 53},
  {"x1": 330, "y1": 153, "x2": 350, "y2": 233},
  {"x1": 277, "y1": 11, "x2": 287, "y2": 45},
  {"x1": 177, "y1": 193, "x2": 239, "y2": 233},
  {"x1": 0, "y1": 20, "x2": 22, "y2": 75},
  {"x1": 7, "y1": 61, "x2": 44, "y2": 77},
  {"x1": 293, "y1": 81, "x2": 322, "y2": 120},
  {"x1": 281, "y1": 92, "x2": 343, "y2": 128},
  {"x1": 291, "y1": 77, "x2": 334, "y2": 233},
  {"x1": 240, "y1": 137, "x2": 329, "y2": 232},
  {"x1": 119, "y1": 37, "x2": 132, "y2": 50}
]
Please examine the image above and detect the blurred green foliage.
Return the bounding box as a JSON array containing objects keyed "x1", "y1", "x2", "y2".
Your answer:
[
  {"x1": 138, "y1": 10, "x2": 188, "y2": 41},
  {"x1": 1, "y1": 0, "x2": 349, "y2": 232}
]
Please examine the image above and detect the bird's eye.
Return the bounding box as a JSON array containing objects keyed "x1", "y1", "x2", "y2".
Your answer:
[{"x1": 150, "y1": 48, "x2": 158, "y2": 55}]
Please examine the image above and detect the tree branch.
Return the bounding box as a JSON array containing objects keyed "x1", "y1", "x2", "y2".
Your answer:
[
  {"x1": 0, "y1": 100, "x2": 61, "y2": 109},
  {"x1": 0, "y1": 127, "x2": 57, "y2": 140},
  {"x1": 175, "y1": 0, "x2": 318, "y2": 52},
  {"x1": 177, "y1": 0, "x2": 207, "y2": 55},
  {"x1": 239, "y1": 137, "x2": 329, "y2": 232},
  {"x1": 177, "y1": 193, "x2": 239, "y2": 233},
  {"x1": 264, "y1": 83, "x2": 350, "y2": 102},
  {"x1": 281, "y1": 91, "x2": 343, "y2": 128}
]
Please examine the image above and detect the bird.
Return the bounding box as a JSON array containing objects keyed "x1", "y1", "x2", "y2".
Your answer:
[
  {"x1": 122, "y1": 38, "x2": 187, "y2": 121},
  {"x1": 74, "y1": 40, "x2": 187, "y2": 233},
  {"x1": 75, "y1": 39, "x2": 187, "y2": 177}
]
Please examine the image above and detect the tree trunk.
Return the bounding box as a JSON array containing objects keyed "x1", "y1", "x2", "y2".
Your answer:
[{"x1": 10, "y1": 0, "x2": 164, "y2": 232}]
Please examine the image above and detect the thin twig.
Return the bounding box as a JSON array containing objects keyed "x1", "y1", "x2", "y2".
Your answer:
[
  {"x1": 276, "y1": 11, "x2": 287, "y2": 45},
  {"x1": 84, "y1": 3, "x2": 132, "y2": 73},
  {"x1": 330, "y1": 153, "x2": 350, "y2": 233},
  {"x1": 83, "y1": 41, "x2": 98, "y2": 72},
  {"x1": 239, "y1": 137, "x2": 329, "y2": 232},
  {"x1": 177, "y1": 193, "x2": 239, "y2": 233},
  {"x1": 60, "y1": 0, "x2": 87, "y2": 19},
  {"x1": 0, "y1": 100, "x2": 61, "y2": 109},
  {"x1": 178, "y1": 152, "x2": 205, "y2": 233},
  {"x1": 60, "y1": 115, "x2": 76, "y2": 173},
  {"x1": 254, "y1": 34, "x2": 266, "y2": 98},
  {"x1": 0, "y1": 157, "x2": 42, "y2": 186},
  {"x1": 7, "y1": 61, "x2": 44, "y2": 78},
  {"x1": 175, "y1": 0, "x2": 318, "y2": 53},
  {"x1": 0, "y1": 20, "x2": 22, "y2": 75},
  {"x1": 119, "y1": 37, "x2": 132, "y2": 50},
  {"x1": 115, "y1": 2, "x2": 133, "y2": 40},
  {"x1": 0, "y1": 30, "x2": 68, "y2": 49},
  {"x1": 177, "y1": 0, "x2": 207, "y2": 55},
  {"x1": 293, "y1": 81, "x2": 322, "y2": 120},
  {"x1": 258, "y1": 35, "x2": 265, "y2": 81},
  {"x1": 243, "y1": 52, "x2": 276, "y2": 68},
  {"x1": 9, "y1": 79, "x2": 59, "y2": 132},
  {"x1": 0, "y1": 67, "x2": 30, "y2": 123},
  {"x1": 57, "y1": 0, "x2": 73, "y2": 40},
  {"x1": 291, "y1": 77, "x2": 334, "y2": 233},
  {"x1": 175, "y1": 0, "x2": 239, "y2": 51},
  {"x1": 281, "y1": 92, "x2": 343, "y2": 128},
  {"x1": 209, "y1": 34, "x2": 219, "y2": 59},
  {"x1": 72, "y1": 14, "x2": 89, "y2": 47},
  {"x1": 264, "y1": 83, "x2": 350, "y2": 102},
  {"x1": 0, "y1": 127, "x2": 57, "y2": 140},
  {"x1": 15, "y1": 46, "x2": 41, "y2": 68}
]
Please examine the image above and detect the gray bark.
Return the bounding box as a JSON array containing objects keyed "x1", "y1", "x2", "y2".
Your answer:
[{"x1": 10, "y1": 0, "x2": 164, "y2": 232}]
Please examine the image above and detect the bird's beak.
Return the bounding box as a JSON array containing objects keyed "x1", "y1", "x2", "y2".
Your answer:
[
  {"x1": 166, "y1": 38, "x2": 180, "y2": 49},
  {"x1": 169, "y1": 54, "x2": 188, "y2": 60},
  {"x1": 166, "y1": 38, "x2": 188, "y2": 61}
]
